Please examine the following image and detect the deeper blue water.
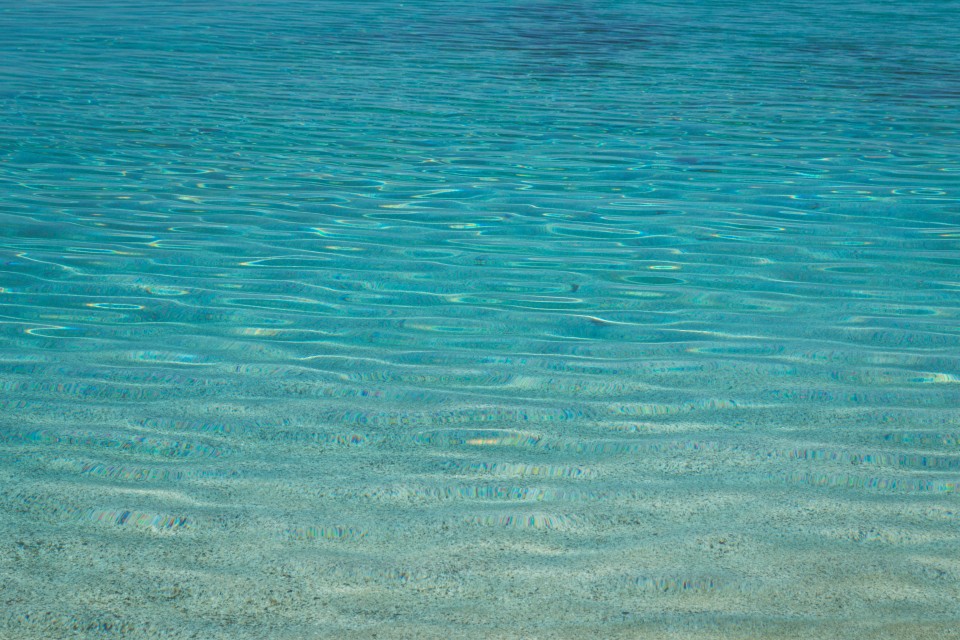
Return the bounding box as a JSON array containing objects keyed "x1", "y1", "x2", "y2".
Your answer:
[{"x1": 1, "y1": 1, "x2": 959, "y2": 638}]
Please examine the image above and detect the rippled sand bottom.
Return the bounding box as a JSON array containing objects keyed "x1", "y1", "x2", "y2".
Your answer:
[{"x1": 3, "y1": 389, "x2": 958, "y2": 640}]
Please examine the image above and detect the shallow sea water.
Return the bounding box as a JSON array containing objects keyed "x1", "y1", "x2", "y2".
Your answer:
[{"x1": 2, "y1": 1, "x2": 959, "y2": 638}]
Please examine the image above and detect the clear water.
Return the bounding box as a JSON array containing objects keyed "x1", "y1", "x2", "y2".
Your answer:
[{"x1": 2, "y1": 1, "x2": 959, "y2": 638}]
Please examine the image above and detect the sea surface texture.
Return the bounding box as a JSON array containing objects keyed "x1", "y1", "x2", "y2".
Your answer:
[{"x1": 1, "y1": 1, "x2": 959, "y2": 638}]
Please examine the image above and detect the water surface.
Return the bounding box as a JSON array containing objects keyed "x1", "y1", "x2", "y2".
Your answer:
[{"x1": 1, "y1": 1, "x2": 959, "y2": 638}]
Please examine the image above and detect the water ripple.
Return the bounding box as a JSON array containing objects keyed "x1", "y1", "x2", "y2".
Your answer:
[{"x1": 2, "y1": 0, "x2": 959, "y2": 636}]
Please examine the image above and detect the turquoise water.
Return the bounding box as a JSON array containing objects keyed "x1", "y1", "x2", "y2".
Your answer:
[{"x1": 2, "y1": 1, "x2": 959, "y2": 637}]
